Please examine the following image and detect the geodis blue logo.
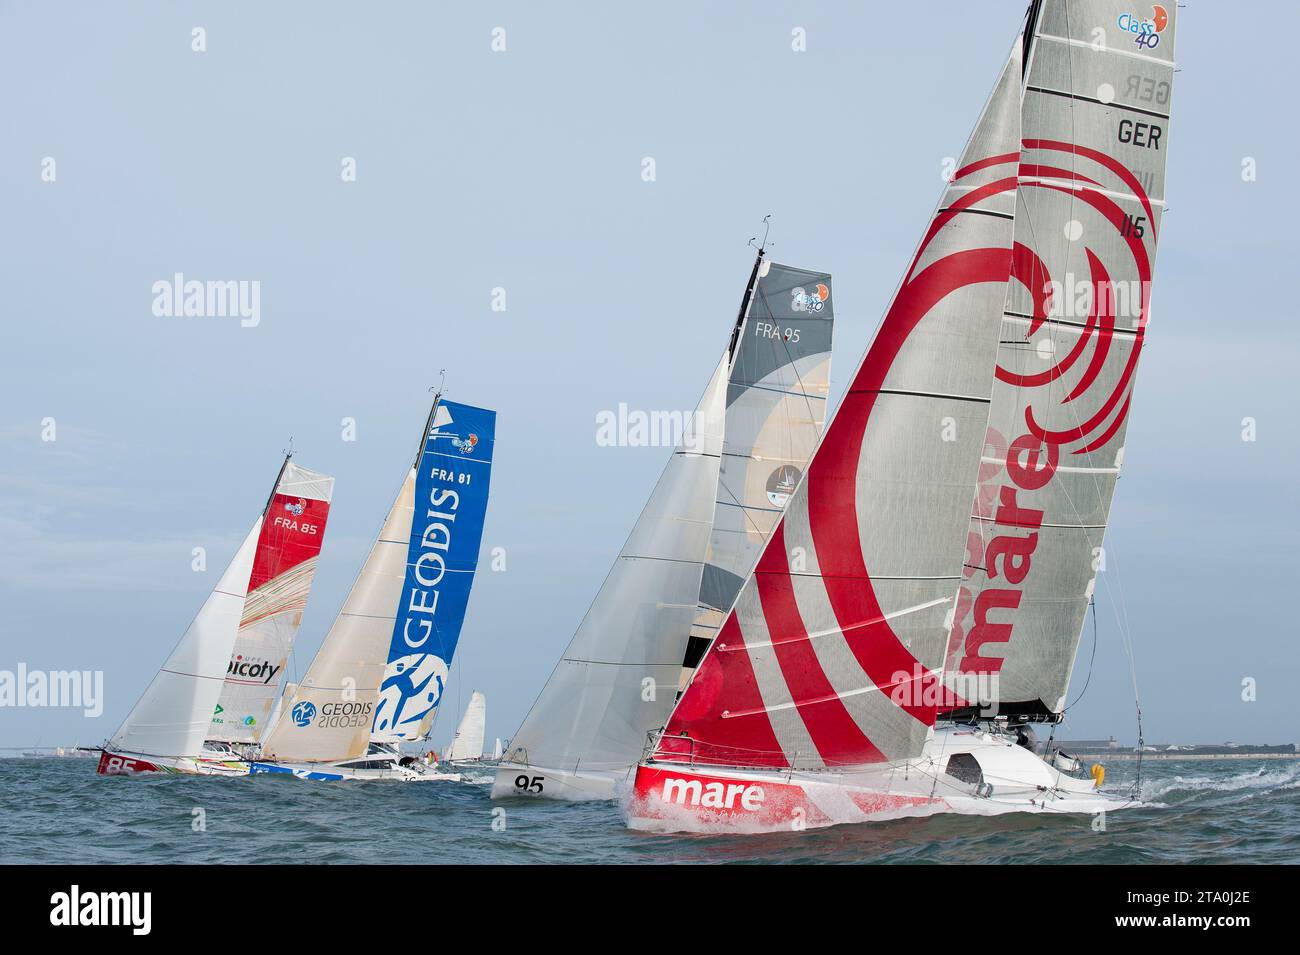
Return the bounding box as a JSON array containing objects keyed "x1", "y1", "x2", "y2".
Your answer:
[{"x1": 291, "y1": 700, "x2": 317, "y2": 728}]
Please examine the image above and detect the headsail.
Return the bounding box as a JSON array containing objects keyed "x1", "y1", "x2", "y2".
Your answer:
[
  {"x1": 502, "y1": 257, "x2": 832, "y2": 784},
  {"x1": 108, "y1": 523, "x2": 261, "y2": 759},
  {"x1": 501, "y1": 355, "x2": 727, "y2": 777},
  {"x1": 653, "y1": 42, "x2": 1024, "y2": 770},
  {"x1": 209, "y1": 462, "x2": 334, "y2": 742},
  {"x1": 942, "y1": 0, "x2": 1178, "y2": 719},
  {"x1": 108, "y1": 456, "x2": 334, "y2": 759},
  {"x1": 262, "y1": 398, "x2": 495, "y2": 762},
  {"x1": 445, "y1": 691, "x2": 487, "y2": 761}
]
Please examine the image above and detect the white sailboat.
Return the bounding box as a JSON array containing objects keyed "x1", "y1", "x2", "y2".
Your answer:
[
  {"x1": 494, "y1": 246, "x2": 835, "y2": 801},
  {"x1": 98, "y1": 455, "x2": 335, "y2": 776},
  {"x1": 628, "y1": 0, "x2": 1177, "y2": 833},
  {"x1": 251, "y1": 390, "x2": 496, "y2": 781},
  {"x1": 443, "y1": 691, "x2": 487, "y2": 765}
]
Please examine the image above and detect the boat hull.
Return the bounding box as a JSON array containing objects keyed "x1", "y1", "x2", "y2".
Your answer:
[
  {"x1": 627, "y1": 728, "x2": 1137, "y2": 834},
  {"x1": 490, "y1": 762, "x2": 626, "y2": 801},
  {"x1": 248, "y1": 760, "x2": 460, "y2": 782},
  {"x1": 95, "y1": 749, "x2": 249, "y2": 777}
]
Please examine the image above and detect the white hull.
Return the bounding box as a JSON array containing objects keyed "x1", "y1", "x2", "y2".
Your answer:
[
  {"x1": 249, "y1": 758, "x2": 460, "y2": 782},
  {"x1": 490, "y1": 762, "x2": 630, "y2": 801},
  {"x1": 628, "y1": 726, "x2": 1138, "y2": 834}
]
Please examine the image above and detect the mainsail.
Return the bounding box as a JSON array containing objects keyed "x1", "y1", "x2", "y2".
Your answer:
[
  {"x1": 108, "y1": 457, "x2": 333, "y2": 761},
  {"x1": 261, "y1": 397, "x2": 495, "y2": 762},
  {"x1": 445, "y1": 691, "x2": 487, "y2": 762},
  {"x1": 501, "y1": 256, "x2": 833, "y2": 785},
  {"x1": 942, "y1": 0, "x2": 1178, "y2": 719},
  {"x1": 652, "y1": 42, "x2": 1024, "y2": 770},
  {"x1": 209, "y1": 462, "x2": 334, "y2": 742},
  {"x1": 681, "y1": 259, "x2": 835, "y2": 690}
]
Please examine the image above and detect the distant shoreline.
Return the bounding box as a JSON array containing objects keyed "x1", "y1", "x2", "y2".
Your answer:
[{"x1": 1065, "y1": 752, "x2": 1300, "y2": 761}]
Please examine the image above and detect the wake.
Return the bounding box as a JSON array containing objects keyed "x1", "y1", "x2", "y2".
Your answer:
[{"x1": 1141, "y1": 761, "x2": 1300, "y2": 802}]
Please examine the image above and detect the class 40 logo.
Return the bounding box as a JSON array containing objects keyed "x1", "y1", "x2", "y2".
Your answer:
[
  {"x1": 450, "y1": 433, "x2": 479, "y2": 454},
  {"x1": 791, "y1": 284, "x2": 829, "y2": 313},
  {"x1": 1117, "y1": 4, "x2": 1169, "y2": 49}
]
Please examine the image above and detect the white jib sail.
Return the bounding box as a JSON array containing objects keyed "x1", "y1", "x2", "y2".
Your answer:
[
  {"x1": 108, "y1": 521, "x2": 262, "y2": 759},
  {"x1": 445, "y1": 691, "x2": 487, "y2": 761},
  {"x1": 502, "y1": 354, "x2": 728, "y2": 779}
]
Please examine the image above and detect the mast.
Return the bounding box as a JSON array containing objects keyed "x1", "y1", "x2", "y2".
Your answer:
[
  {"x1": 263, "y1": 446, "x2": 293, "y2": 516},
  {"x1": 726, "y1": 217, "x2": 771, "y2": 362},
  {"x1": 409, "y1": 375, "x2": 445, "y2": 745},
  {"x1": 1020, "y1": 0, "x2": 1044, "y2": 80},
  {"x1": 414, "y1": 371, "x2": 446, "y2": 469}
]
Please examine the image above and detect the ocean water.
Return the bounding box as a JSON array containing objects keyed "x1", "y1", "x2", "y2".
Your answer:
[{"x1": 2, "y1": 757, "x2": 1297, "y2": 864}]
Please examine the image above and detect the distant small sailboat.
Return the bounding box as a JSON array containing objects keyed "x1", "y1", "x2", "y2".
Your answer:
[
  {"x1": 97, "y1": 454, "x2": 334, "y2": 776},
  {"x1": 252, "y1": 388, "x2": 495, "y2": 781},
  {"x1": 443, "y1": 691, "x2": 487, "y2": 765}
]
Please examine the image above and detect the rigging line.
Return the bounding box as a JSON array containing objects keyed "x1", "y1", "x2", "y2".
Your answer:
[
  {"x1": 1062, "y1": 596, "x2": 1099, "y2": 712},
  {"x1": 1105, "y1": 538, "x2": 1145, "y2": 797}
]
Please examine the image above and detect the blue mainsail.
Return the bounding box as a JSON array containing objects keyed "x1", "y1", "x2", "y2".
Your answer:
[{"x1": 372, "y1": 399, "x2": 496, "y2": 741}]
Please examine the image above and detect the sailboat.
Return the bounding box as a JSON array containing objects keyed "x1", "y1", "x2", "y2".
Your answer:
[
  {"x1": 628, "y1": 0, "x2": 1177, "y2": 833},
  {"x1": 493, "y1": 246, "x2": 834, "y2": 801},
  {"x1": 443, "y1": 691, "x2": 487, "y2": 765},
  {"x1": 251, "y1": 390, "x2": 496, "y2": 781},
  {"x1": 98, "y1": 454, "x2": 335, "y2": 776}
]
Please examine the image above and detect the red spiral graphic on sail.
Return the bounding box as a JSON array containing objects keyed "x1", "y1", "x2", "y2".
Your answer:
[
  {"x1": 657, "y1": 155, "x2": 1022, "y2": 768},
  {"x1": 998, "y1": 141, "x2": 1155, "y2": 455}
]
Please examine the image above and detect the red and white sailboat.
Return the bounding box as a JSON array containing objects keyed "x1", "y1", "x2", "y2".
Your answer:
[
  {"x1": 97, "y1": 453, "x2": 333, "y2": 776},
  {"x1": 628, "y1": 0, "x2": 1177, "y2": 833}
]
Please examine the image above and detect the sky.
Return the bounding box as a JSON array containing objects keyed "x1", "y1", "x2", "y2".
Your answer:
[{"x1": 1, "y1": 1, "x2": 1297, "y2": 753}]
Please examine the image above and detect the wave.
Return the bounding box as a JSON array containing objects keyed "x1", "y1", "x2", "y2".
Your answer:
[{"x1": 1141, "y1": 761, "x2": 1300, "y2": 802}]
